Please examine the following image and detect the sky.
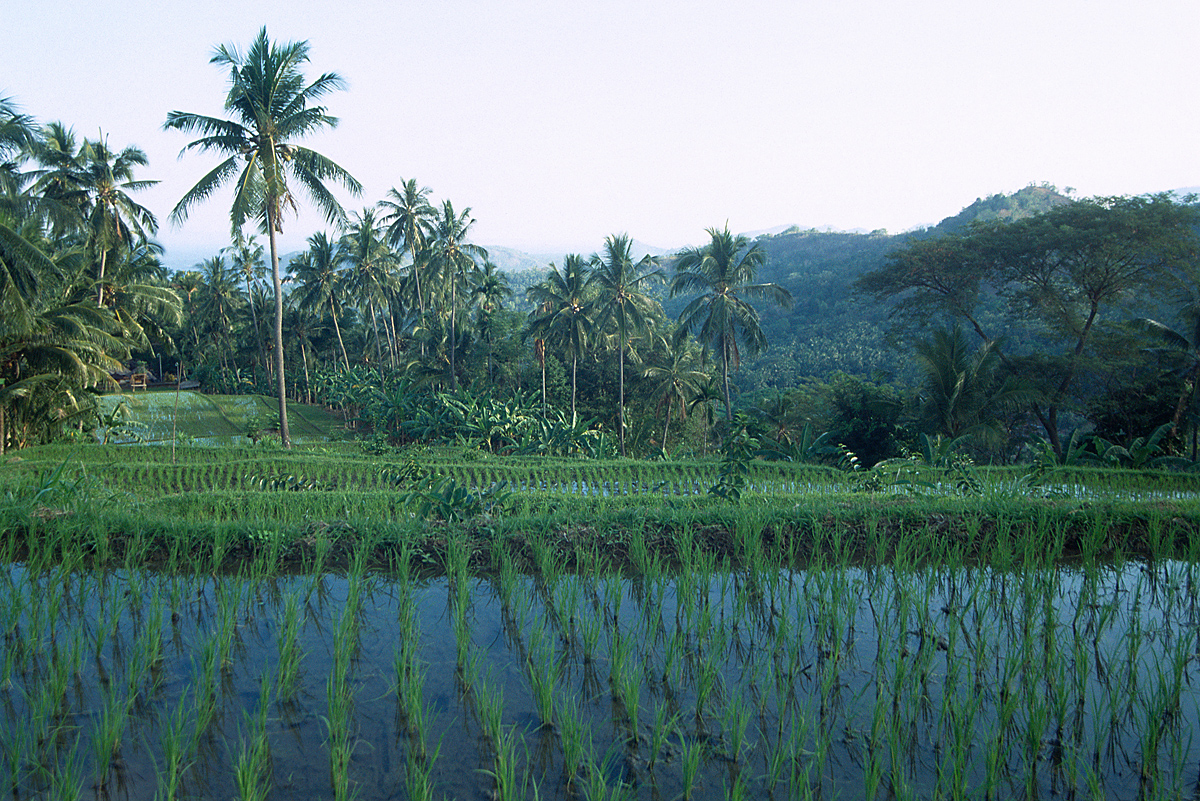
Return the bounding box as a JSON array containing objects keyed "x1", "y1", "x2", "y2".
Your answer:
[{"x1": 4, "y1": 0, "x2": 1197, "y2": 269}]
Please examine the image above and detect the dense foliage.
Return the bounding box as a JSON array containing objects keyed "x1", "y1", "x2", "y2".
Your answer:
[{"x1": 4, "y1": 38, "x2": 1199, "y2": 472}]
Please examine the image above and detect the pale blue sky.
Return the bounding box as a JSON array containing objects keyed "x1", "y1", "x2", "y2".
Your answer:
[{"x1": 4, "y1": 0, "x2": 1197, "y2": 268}]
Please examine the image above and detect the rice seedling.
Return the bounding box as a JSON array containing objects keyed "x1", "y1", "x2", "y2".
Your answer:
[
  {"x1": 234, "y1": 673, "x2": 274, "y2": 801},
  {"x1": 479, "y1": 724, "x2": 527, "y2": 801},
  {"x1": 678, "y1": 730, "x2": 704, "y2": 800},
  {"x1": 526, "y1": 624, "x2": 560, "y2": 730},
  {"x1": 275, "y1": 587, "x2": 304, "y2": 702},
  {"x1": 89, "y1": 687, "x2": 128, "y2": 788},
  {"x1": 155, "y1": 694, "x2": 196, "y2": 801},
  {"x1": 646, "y1": 700, "x2": 679, "y2": 771},
  {"x1": 558, "y1": 695, "x2": 589, "y2": 787},
  {"x1": 474, "y1": 676, "x2": 506, "y2": 750}
]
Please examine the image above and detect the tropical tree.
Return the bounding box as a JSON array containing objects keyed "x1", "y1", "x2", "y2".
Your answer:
[
  {"x1": 227, "y1": 234, "x2": 269, "y2": 379},
  {"x1": 98, "y1": 240, "x2": 181, "y2": 360},
  {"x1": 671, "y1": 225, "x2": 792, "y2": 421},
  {"x1": 426, "y1": 200, "x2": 485, "y2": 390},
  {"x1": 0, "y1": 97, "x2": 34, "y2": 202},
  {"x1": 283, "y1": 298, "x2": 325, "y2": 403},
  {"x1": 526, "y1": 253, "x2": 595, "y2": 423},
  {"x1": 913, "y1": 326, "x2": 1037, "y2": 446},
  {"x1": 341, "y1": 208, "x2": 398, "y2": 371},
  {"x1": 471, "y1": 259, "x2": 512, "y2": 384},
  {"x1": 378, "y1": 179, "x2": 436, "y2": 318},
  {"x1": 858, "y1": 194, "x2": 1200, "y2": 460},
  {"x1": 30, "y1": 127, "x2": 158, "y2": 306},
  {"x1": 1132, "y1": 293, "x2": 1200, "y2": 457},
  {"x1": 195, "y1": 255, "x2": 242, "y2": 371},
  {"x1": 165, "y1": 27, "x2": 362, "y2": 447},
  {"x1": 591, "y1": 233, "x2": 663, "y2": 456},
  {"x1": 641, "y1": 332, "x2": 709, "y2": 452},
  {"x1": 290, "y1": 231, "x2": 351, "y2": 371}
]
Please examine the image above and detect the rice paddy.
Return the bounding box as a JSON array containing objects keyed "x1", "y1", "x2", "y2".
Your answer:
[
  {"x1": 94, "y1": 392, "x2": 345, "y2": 446},
  {"x1": 2, "y1": 443, "x2": 1199, "y2": 799}
]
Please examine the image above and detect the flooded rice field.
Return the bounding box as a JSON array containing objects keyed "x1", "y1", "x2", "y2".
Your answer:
[{"x1": 3, "y1": 553, "x2": 1198, "y2": 800}]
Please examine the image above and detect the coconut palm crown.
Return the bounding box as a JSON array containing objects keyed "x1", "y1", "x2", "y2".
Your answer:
[{"x1": 671, "y1": 225, "x2": 792, "y2": 420}]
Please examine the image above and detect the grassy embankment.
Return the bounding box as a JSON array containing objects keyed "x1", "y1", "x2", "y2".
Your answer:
[{"x1": 3, "y1": 440, "x2": 1197, "y2": 573}]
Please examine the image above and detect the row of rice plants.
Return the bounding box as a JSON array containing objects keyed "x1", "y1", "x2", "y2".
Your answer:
[{"x1": 4, "y1": 510, "x2": 1200, "y2": 798}]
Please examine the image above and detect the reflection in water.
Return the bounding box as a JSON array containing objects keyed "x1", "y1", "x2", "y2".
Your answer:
[{"x1": 1, "y1": 558, "x2": 1198, "y2": 799}]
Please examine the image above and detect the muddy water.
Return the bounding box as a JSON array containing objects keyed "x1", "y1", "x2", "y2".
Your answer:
[{"x1": 3, "y1": 558, "x2": 1199, "y2": 799}]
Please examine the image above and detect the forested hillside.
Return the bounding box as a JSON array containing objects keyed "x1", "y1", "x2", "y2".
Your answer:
[{"x1": 728, "y1": 185, "x2": 1076, "y2": 391}]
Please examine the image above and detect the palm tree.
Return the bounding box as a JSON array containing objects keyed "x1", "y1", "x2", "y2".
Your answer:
[
  {"x1": 100, "y1": 240, "x2": 182, "y2": 358},
  {"x1": 173, "y1": 269, "x2": 204, "y2": 361},
  {"x1": 526, "y1": 254, "x2": 595, "y2": 423},
  {"x1": 426, "y1": 200, "x2": 486, "y2": 390},
  {"x1": 591, "y1": 234, "x2": 663, "y2": 456},
  {"x1": 641, "y1": 332, "x2": 709, "y2": 452},
  {"x1": 671, "y1": 225, "x2": 792, "y2": 421},
  {"x1": 913, "y1": 326, "x2": 1036, "y2": 444},
  {"x1": 195, "y1": 255, "x2": 243, "y2": 372},
  {"x1": 290, "y1": 232, "x2": 351, "y2": 371},
  {"x1": 471, "y1": 259, "x2": 512, "y2": 384},
  {"x1": 0, "y1": 97, "x2": 35, "y2": 202},
  {"x1": 341, "y1": 208, "x2": 398, "y2": 372},
  {"x1": 226, "y1": 234, "x2": 269, "y2": 380},
  {"x1": 30, "y1": 127, "x2": 158, "y2": 306},
  {"x1": 165, "y1": 27, "x2": 362, "y2": 448},
  {"x1": 378, "y1": 179, "x2": 436, "y2": 318},
  {"x1": 1133, "y1": 295, "x2": 1200, "y2": 457},
  {"x1": 283, "y1": 298, "x2": 325, "y2": 403}
]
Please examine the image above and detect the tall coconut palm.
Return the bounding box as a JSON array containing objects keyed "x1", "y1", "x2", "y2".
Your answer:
[
  {"x1": 642, "y1": 332, "x2": 709, "y2": 452},
  {"x1": 378, "y1": 179, "x2": 436, "y2": 318},
  {"x1": 526, "y1": 254, "x2": 595, "y2": 423},
  {"x1": 0, "y1": 97, "x2": 34, "y2": 202},
  {"x1": 195, "y1": 255, "x2": 243, "y2": 372},
  {"x1": 671, "y1": 225, "x2": 792, "y2": 421},
  {"x1": 226, "y1": 234, "x2": 269, "y2": 380},
  {"x1": 165, "y1": 27, "x2": 362, "y2": 448},
  {"x1": 341, "y1": 208, "x2": 398, "y2": 372},
  {"x1": 591, "y1": 234, "x2": 663, "y2": 456},
  {"x1": 426, "y1": 200, "x2": 486, "y2": 390},
  {"x1": 290, "y1": 232, "x2": 351, "y2": 371},
  {"x1": 30, "y1": 127, "x2": 158, "y2": 306},
  {"x1": 471, "y1": 259, "x2": 512, "y2": 384}
]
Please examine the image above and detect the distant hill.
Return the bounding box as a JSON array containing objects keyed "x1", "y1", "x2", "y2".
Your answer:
[
  {"x1": 484, "y1": 246, "x2": 560, "y2": 273},
  {"x1": 928, "y1": 184, "x2": 1072, "y2": 235}
]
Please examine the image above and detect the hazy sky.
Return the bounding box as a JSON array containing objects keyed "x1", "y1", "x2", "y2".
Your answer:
[{"x1": 4, "y1": 0, "x2": 1197, "y2": 268}]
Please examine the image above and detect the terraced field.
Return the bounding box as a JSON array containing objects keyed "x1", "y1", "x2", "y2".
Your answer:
[{"x1": 96, "y1": 391, "x2": 345, "y2": 445}]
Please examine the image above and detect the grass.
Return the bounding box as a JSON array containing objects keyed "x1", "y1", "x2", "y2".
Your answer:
[
  {"x1": 1, "y1": 442, "x2": 1200, "y2": 799},
  {"x1": 95, "y1": 391, "x2": 345, "y2": 446}
]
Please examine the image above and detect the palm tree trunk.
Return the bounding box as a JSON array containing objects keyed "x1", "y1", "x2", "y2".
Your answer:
[
  {"x1": 536, "y1": 339, "x2": 547, "y2": 417},
  {"x1": 300, "y1": 339, "x2": 312, "y2": 404},
  {"x1": 449, "y1": 281, "x2": 458, "y2": 390},
  {"x1": 385, "y1": 301, "x2": 399, "y2": 369},
  {"x1": 722, "y1": 340, "x2": 733, "y2": 422},
  {"x1": 246, "y1": 275, "x2": 269, "y2": 383},
  {"x1": 96, "y1": 248, "x2": 107, "y2": 307},
  {"x1": 618, "y1": 344, "x2": 626, "y2": 458},
  {"x1": 369, "y1": 298, "x2": 384, "y2": 377},
  {"x1": 662, "y1": 398, "x2": 671, "y2": 453},
  {"x1": 268, "y1": 216, "x2": 291, "y2": 449},
  {"x1": 330, "y1": 297, "x2": 350, "y2": 372},
  {"x1": 571, "y1": 354, "x2": 578, "y2": 426}
]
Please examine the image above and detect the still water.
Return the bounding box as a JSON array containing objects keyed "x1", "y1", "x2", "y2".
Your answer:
[{"x1": 2, "y1": 556, "x2": 1198, "y2": 799}]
